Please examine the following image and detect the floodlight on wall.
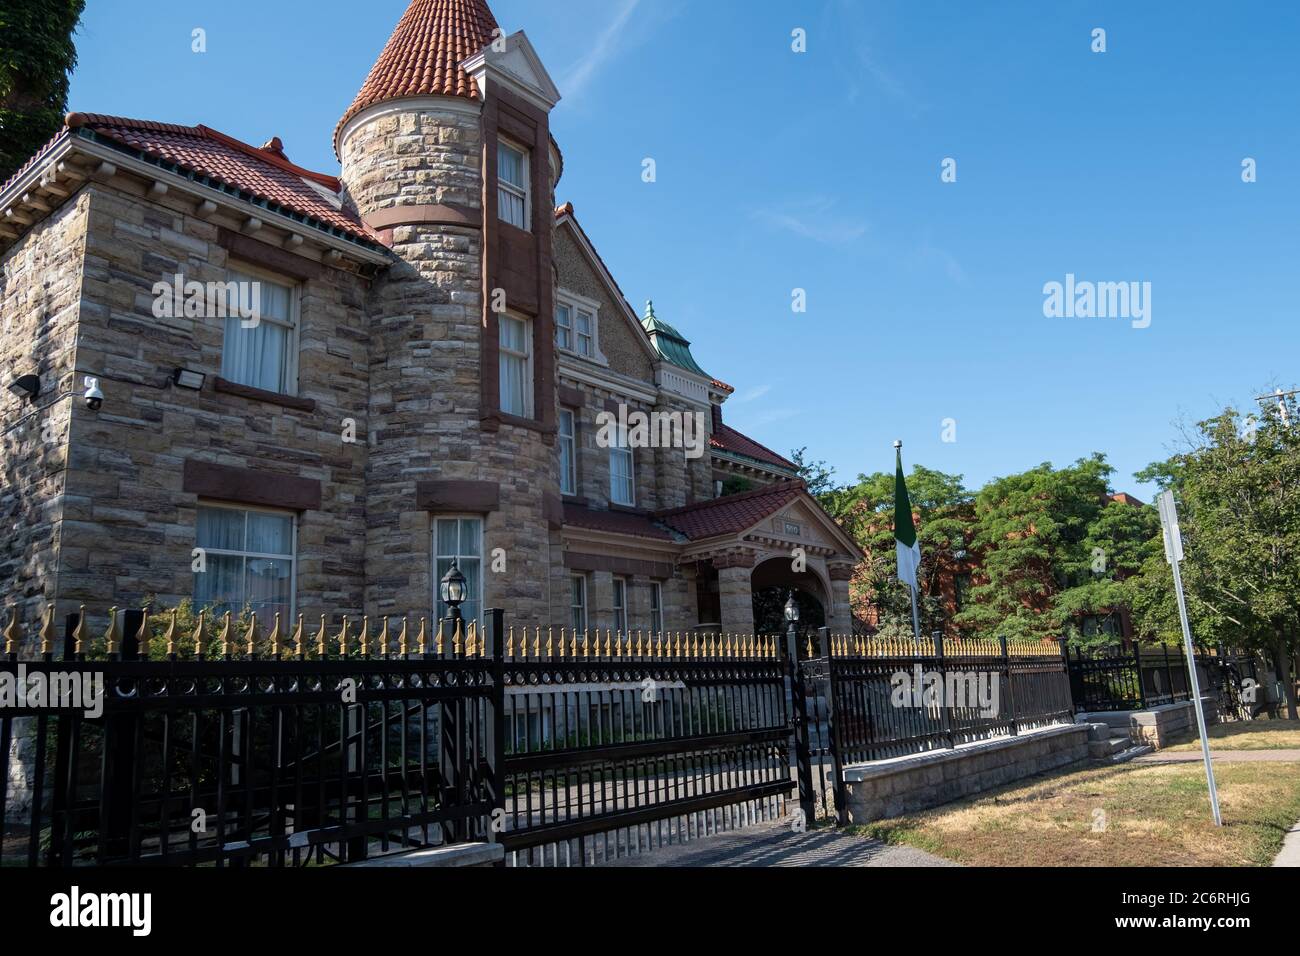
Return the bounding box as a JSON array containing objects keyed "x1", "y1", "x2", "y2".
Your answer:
[
  {"x1": 7, "y1": 374, "x2": 40, "y2": 404},
  {"x1": 172, "y1": 368, "x2": 206, "y2": 391}
]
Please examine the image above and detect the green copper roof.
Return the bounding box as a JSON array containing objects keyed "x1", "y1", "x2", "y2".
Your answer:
[{"x1": 641, "y1": 300, "x2": 710, "y2": 378}]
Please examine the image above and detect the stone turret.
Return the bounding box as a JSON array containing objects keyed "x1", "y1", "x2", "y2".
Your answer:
[{"x1": 336, "y1": 0, "x2": 564, "y2": 625}]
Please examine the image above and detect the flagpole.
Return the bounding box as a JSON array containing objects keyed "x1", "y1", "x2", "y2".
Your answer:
[{"x1": 895, "y1": 440, "x2": 923, "y2": 653}]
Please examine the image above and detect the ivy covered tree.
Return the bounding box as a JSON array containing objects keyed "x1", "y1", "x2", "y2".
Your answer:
[
  {"x1": 1125, "y1": 396, "x2": 1300, "y2": 719},
  {"x1": 0, "y1": 0, "x2": 85, "y2": 184}
]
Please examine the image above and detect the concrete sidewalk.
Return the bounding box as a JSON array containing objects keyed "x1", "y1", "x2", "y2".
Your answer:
[
  {"x1": 1132, "y1": 748, "x2": 1300, "y2": 764},
  {"x1": 596, "y1": 820, "x2": 956, "y2": 868}
]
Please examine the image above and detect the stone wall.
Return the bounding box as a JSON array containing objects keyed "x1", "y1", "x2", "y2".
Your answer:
[
  {"x1": 343, "y1": 103, "x2": 558, "y2": 628},
  {"x1": 553, "y1": 226, "x2": 654, "y2": 383},
  {"x1": 0, "y1": 192, "x2": 88, "y2": 641},
  {"x1": 64, "y1": 182, "x2": 373, "y2": 622},
  {"x1": 842, "y1": 724, "x2": 1090, "y2": 823}
]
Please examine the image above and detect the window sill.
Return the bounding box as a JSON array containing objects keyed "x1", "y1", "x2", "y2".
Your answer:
[
  {"x1": 608, "y1": 502, "x2": 646, "y2": 516},
  {"x1": 483, "y1": 411, "x2": 557, "y2": 443},
  {"x1": 213, "y1": 377, "x2": 316, "y2": 412}
]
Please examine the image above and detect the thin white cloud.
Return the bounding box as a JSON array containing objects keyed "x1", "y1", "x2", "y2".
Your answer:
[
  {"x1": 751, "y1": 198, "x2": 868, "y2": 245},
  {"x1": 561, "y1": 0, "x2": 643, "y2": 99},
  {"x1": 736, "y1": 384, "x2": 773, "y2": 403}
]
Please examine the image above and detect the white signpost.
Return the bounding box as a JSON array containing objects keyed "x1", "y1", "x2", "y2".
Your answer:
[{"x1": 1156, "y1": 490, "x2": 1222, "y2": 827}]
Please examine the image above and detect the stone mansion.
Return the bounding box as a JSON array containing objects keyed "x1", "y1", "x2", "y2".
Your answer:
[{"x1": 0, "y1": 0, "x2": 862, "y2": 644}]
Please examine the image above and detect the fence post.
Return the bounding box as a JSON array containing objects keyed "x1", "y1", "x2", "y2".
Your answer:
[
  {"x1": 100, "y1": 608, "x2": 144, "y2": 863},
  {"x1": 47, "y1": 612, "x2": 82, "y2": 867},
  {"x1": 784, "y1": 627, "x2": 816, "y2": 825},
  {"x1": 936, "y1": 631, "x2": 955, "y2": 749},
  {"x1": 999, "y1": 635, "x2": 1018, "y2": 737},
  {"x1": 1164, "y1": 643, "x2": 1176, "y2": 703},
  {"x1": 818, "y1": 628, "x2": 848, "y2": 827},
  {"x1": 1133, "y1": 640, "x2": 1147, "y2": 709},
  {"x1": 484, "y1": 609, "x2": 506, "y2": 857}
]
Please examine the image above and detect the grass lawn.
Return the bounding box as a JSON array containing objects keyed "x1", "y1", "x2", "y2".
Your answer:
[
  {"x1": 1164, "y1": 718, "x2": 1300, "y2": 752},
  {"x1": 855, "y1": 761, "x2": 1300, "y2": 867}
]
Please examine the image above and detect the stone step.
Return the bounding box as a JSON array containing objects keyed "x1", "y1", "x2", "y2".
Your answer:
[
  {"x1": 1089, "y1": 736, "x2": 1133, "y2": 758},
  {"x1": 1109, "y1": 744, "x2": 1155, "y2": 765}
]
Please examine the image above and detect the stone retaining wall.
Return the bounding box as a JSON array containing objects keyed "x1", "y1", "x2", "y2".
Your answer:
[{"x1": 842, "y1": 724, "x2": 1090, "y2": 823}]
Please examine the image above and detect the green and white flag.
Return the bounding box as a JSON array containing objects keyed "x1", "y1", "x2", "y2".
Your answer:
[{"x1": 895, "y1": 448, "x2": 920, "y2": 592}]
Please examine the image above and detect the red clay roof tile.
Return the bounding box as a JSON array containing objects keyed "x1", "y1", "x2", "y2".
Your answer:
[
  {"x1": 336, "y1": 0, "x2": 499, "y2": 148},
  {"x1": 657, "y1": 480, "x2": 806, "y2": 541},
  {"x1": 62, "y1": 113, "x2": 376, "y2": 244},
  {"x1": 562, "y1": 503, "x2": 675, "y2": 541},
  {"x1": 711, "y1": 423, "x2": 798, "y2": 472}
]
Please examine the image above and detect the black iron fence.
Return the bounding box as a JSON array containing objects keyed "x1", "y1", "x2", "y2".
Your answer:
[
  {"x1": 5, "y1": 603, "x2": 1087, "y2": 868},
  {"x1": 2, "y1": 606, "x2": 496, "y2": 867},
  {"x1": 790, "y1": 632, "x2": 1073, "y2": 824},
  {"x1": 497, "y1": 624, "x2": 790, "y2": 866},
  {"x1": 1063, "y1": 641, "x2": 1258, "y2": 718}
]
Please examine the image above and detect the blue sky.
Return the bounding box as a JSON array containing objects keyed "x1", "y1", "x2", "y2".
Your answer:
[{"x1": 69, "y1": 0, "x2": 1300, "y2": 497}]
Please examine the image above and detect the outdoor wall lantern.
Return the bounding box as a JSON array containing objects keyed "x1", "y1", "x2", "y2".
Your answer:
[
  {"x1": 783, "y1": 592, "x2": 800, "y2": 624},
  {"x1": 440, "y1": 559, "x2": 468, "y2": 622},
  {"x1": 7, "y1": 374, "x2": 40, "y2": 404}
]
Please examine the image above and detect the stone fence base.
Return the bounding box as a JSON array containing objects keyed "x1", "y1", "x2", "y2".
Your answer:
[
  {"x1": 842, "y1": 724, "x2": 1090, "y2": 823},
  {"x1": 1077, "y1": 696, "x2": 1219, "y2": 750}
]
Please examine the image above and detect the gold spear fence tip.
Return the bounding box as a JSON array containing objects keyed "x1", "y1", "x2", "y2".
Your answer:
[
  {"x1": 292, "y1": 614, "x2": 305, "y2": 658},
  {"x1": 359, "y1": 615, "x2": 370, "y2": 656},
  {"x1": 192, "y1": 609, "x2": 206, "y2": 656},
  {"x1": 73, "y1": 605, "x2": 87, "y2": 655},
  {"x1": 39, "y1": 603, "x2": 55, "y2": 656},
  {"x1": 417, "y1": 617, "x2": 428, "y2": 656},
  {"x1": 134, "y1": 606, "x2": 150, "y2": 658},
  {"x1": 4, "y1": 606, "x2": 19, "y2": 656},
  {"x1": 104, "y1": 607, "x2": 121, "y2": 656},
  {"x1": 163, "y1": 607, "x2": 178, "y2": 656},
  {"x1": 244, "y1": 612, "x2": 259, "y2": 657},
  {"x1": 315, "y1": 615, "x2": 328, "y2": 658},
  {"x1": 398, "y1": 617, "x2": 409, "y2": 657},
  {"x1": 379, "y1": 617, "x2": 390, "y2": 657},
  {"x1": 337, "y1": 616, "x2": 351, "y2": 657},
  {"x1": 268, "y1": 612, "x2": 282, "y2": 657},
  {"x1": 217, "y1": 611, "x2": 232, "y2": 657}
]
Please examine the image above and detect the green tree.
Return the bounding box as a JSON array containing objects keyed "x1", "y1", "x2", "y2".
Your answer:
[
  {"x1": 0, "y1": 0, "x2": 84, "y2": 184},
  {"x1": 831, "y1": 466, "x2": 972, "y2": 638},
  {"x1": 953, "y1": 454, "x2": 1154, "y2": 646},
  {"x1": 1126, "y1": 397, "x2": 1300, "y2": 718}
]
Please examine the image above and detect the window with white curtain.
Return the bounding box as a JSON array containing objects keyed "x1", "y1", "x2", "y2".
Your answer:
[
  {"x1": 650, "y1": 582, "x2": 663, "y2": 635},
  {"x1": 558, "y1": 408, "x2": 577, "y2": 496},
  {"x1": 612, "y1": 578, "x2": 628, "y2": 634},
  {"x1": 497, "y1": 140, "x2": 529, "y2": 230},
  {"x1": 609, "y1": 427, "x2": 635, "y2": 506},
  {"x1": 193, "y1": 504, "x2": 295, "y2": 622},
  {"x1": 220, "y1": 266, "x2": 297, "y2": 394},
  {"x1": 570, "y1": 575, "x2": 588, "y2": 633},
  {"x1": 434, "y1": 518, "x2": 483, "y2": 624},
  {"x1": 499, "y1": 314, "x2": 533, "y2": 418}
]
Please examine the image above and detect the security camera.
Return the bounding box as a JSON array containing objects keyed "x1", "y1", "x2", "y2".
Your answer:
[{"x1": 83, "y1": 376, "x2": 104, "y2": 411}]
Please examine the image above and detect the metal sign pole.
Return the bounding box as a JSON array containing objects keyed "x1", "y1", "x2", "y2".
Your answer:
[{"x1": 1158, "y1": 490, "x2": 1222, "y2": 827}]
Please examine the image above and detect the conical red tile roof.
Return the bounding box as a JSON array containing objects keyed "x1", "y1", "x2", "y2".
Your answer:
[{"x1": 336, "y1": 0, "x2": 499, "y2": 147}]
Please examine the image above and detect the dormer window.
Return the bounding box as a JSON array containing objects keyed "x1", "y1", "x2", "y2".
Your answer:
[
  {"x1": 555, "y1": 301, "x2": 595, "y2": 357},
  {"x1": 498, "y1": 140, "x2": 530, "y2": 230}
]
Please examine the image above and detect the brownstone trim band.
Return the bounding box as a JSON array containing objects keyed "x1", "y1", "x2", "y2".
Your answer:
[
  {"x1": 564, "y1": 552, "x2": 674, "y2": 581},
  {"x1": 557, "y1": 384, "x2": 585, "y2": 408},
  {"x1": 216, "y1": 228, "x2": 322, "y2": 281},
  {"x1": 213, "y1": 376, "x2": 317, "y2": 412},
  {"x1": 364, "y1": 204, "x2": 480, "y2": 231},
  {"x1": 416, "y1": 480, "x2": 501, "y2": 513},
  {"x1": 183, "y1": 459, "x2": 322, "y2": 511}
]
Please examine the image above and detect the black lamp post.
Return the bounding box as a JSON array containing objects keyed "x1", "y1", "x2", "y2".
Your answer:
[
  {"x1": 784, "y1": 590, "x2": 800, "y2": 650},
  {"x1": 440, "y1": 558, "x2": 468, "y2": 625}
]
